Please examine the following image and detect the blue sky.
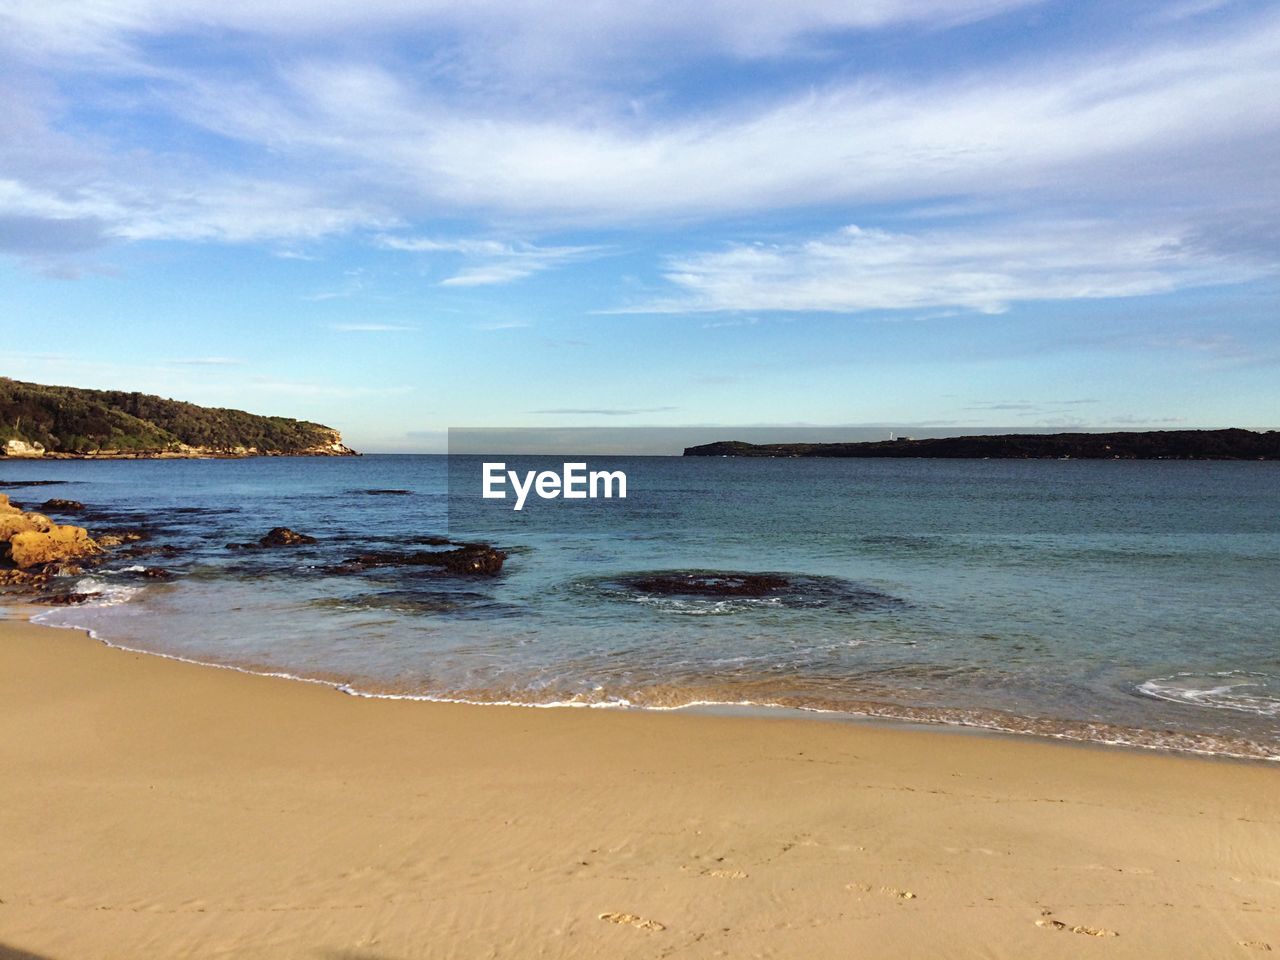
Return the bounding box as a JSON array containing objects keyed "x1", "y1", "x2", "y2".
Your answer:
[{"x1": 1, "y1": 0, "x2": 1277, "y2": 451}]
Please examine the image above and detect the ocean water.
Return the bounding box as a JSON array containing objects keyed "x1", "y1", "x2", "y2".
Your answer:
[{"x1": 4, "y1": 454, "x2": 1279, "y2": 759}]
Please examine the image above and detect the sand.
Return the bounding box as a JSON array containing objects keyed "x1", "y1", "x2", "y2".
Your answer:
[{"x1": 1, "y1": 617, "x2": 1277, "y2": 959}]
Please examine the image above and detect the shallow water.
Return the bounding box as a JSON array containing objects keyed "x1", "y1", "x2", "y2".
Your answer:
[{"x1": 5, "y1": 454, "x2": 1279, "y2": 759}]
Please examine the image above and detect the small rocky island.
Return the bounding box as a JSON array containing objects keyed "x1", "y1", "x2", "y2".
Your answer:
[
  {"x1": 684, "y1": 429, "x2": 1280, "y2": 460},
  {"x1": 0, "y1": 377, "x2": 357, "y2": 458}
]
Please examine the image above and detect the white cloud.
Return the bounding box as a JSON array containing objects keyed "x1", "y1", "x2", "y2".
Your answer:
[
  {"x1": 630, "y1": 221, "x2": 1272, "y2": 314},
  {"x1": 98, "y1": 9, "x2": 1279, "y2": 231},
  {"x1": 0, "y1": 0, "x2": 1277, "y2": 301},
  {"x1": 377, "y1": 234, "x2": 601, "y2": 285}
]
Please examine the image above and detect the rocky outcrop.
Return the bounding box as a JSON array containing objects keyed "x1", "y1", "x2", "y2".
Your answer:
[
  {"x1": 8, "y1": 524, "x2": 101, "y2": 569},
  {"x1": 0, "y1": 568, "x2": 50, "y2": 589},
  {"x1": 3, "y1": 439, "x2": 45, "y2": 458},
  {"x1": 0, "y1": 492, "x2": 100, "y2": 571},
  {"x1": 0, "y1": 511, "x2": 54, "y2": 541}
]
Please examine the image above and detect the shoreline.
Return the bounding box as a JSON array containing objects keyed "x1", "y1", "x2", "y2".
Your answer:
[
  {"x1": 21, "y1": 604, "x2": 1279, "y2": 765},
  {"x1": 3, "y1": 615, "x2": 1278, "y2": 958}
]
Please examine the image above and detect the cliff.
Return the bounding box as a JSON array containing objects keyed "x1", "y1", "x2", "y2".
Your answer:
[
  {"x1": 683, "y1": 430, "x2": 1280, "y2": 460},
  {"x1": 0, "y1": 378, "x2": 358, "y2": 458}
]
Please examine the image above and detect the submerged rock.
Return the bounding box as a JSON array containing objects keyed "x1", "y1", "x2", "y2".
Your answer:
[
  {"x1": 39, "y1": 561, "x2": 85, "y2": 577},
  {"x1": 259, "y1": 527, "x2": 318, "y2": 547},
  {"x1": 121, "y1": 543, "x2": 182, "y2": 559},
  {"x1": 332, "y1": 542, "x2": 507, "y2": 577},
  {"x1": 40, "y1": 498, "x2": 85, "y2": 512},
  {"x1": 590, "y1": 570, "x2": 904, "y2": 614},
  {"x1": 35, "y1": 592, "x2": 94, "y2": 605},
  {"x1": 626, "y1": 572, "x2": 791, "y2": 597},
  {"x1": 96, "y1": 530, "x2": 147, "y2": 548}
]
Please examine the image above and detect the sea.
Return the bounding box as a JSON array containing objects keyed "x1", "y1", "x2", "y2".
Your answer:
[{"x1": 4, "y1": 454, "x2": 1278, "y2": 760}]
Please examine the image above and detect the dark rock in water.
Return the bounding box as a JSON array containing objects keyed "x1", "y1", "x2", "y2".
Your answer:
[
  {"x1": 36, "y1": 592, "x2": 94, "y2": 605},
  {"x1": 135, "y1": 566, "x2": 173, "y2": 580},
  {"x1": 123, "y1": 543, "x2": 182, "y2": 559},
  {"x1": 41, "y1": 498, "x2": 85, "y2": 512},
  {"x1": 259, "y1": 527, "x2": 318, "y2": 547},
  {"x1": 0, "y1": 479, "x2": 70, "y2": 487},
  {"x1": 332, "y1": 542, "x2": 507, "y2": 577},
  {"x1": 433, "y1": 544, "x2": 506, "y2": 576},
  {"x1": 96, "y1": 530, "x2": 147, "y2": 548},
  {"x1": 628, "y1": 572, "x2": 791, "y2": 597},
  {"x1": 38, "y1": 561, "x2": 85, "y2": 577},
  {"x1": 408, "y1": 535, "x2": 453, "y2": 546},
  {"x1": 594, "y1": 570, "x2": 903, "y2": 613},
  {"x1": 360, "y1": 489, "x2": 413, "y2": 496}
]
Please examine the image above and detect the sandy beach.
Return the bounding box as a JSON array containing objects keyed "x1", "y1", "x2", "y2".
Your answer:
[{"x1": 1, "y1": 617, "x2": 1277, "y2": 959}]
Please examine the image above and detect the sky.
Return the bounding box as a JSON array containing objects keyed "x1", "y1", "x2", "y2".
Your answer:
[{"x1": 1, "y1": 0, "x2": 1277, "y2": 452}]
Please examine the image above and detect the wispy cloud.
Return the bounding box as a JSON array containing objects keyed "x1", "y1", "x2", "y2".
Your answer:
[
  {"x1": 623, "y1": 221, "x2": 1272, "y2": 315},
  {"x1": 4, "y1": 5, "x2": 1276, "y2": 257},
  {"x1": 377, "y1": 234, "x2": 602, "y2": 286},
  {"x1": 139, "y1": 12, "x2": 1279, "y2": 226}
]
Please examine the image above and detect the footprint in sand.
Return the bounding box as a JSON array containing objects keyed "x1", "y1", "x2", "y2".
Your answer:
[
  {"x1": 846, "y1": 882, "x2": 916, "y2": 900},
  {"x1": 599, "y1": 912, "x2": 666, "y2": 932},
  {"x1": 1036, "y1": 917, "x2": 1118, "y2": 937},
  {"x1": 1237, "y1": 941, "x2": 1272, "y2": 952}
]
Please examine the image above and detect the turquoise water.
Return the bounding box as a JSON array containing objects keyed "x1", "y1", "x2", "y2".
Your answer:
[{"x1": 5, "y1": 454, "x2": 1278, "y2": 758}]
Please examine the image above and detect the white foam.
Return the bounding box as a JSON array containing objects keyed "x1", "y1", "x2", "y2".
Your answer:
[{"x1": 1137, "y1": 672, "x2": 1280, "y2": 717}]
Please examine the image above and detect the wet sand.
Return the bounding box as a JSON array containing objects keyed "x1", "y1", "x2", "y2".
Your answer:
[{"x1": 1, "y1": 617, "x2": 1277, "y2": 959}]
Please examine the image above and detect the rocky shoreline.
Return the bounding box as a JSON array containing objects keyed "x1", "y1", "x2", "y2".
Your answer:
[
  {"x1": 0, "y1": 489, "x2": 505, "y2": 607},
  {"x1": 4, "y1": 438, "x2": 359, "y2": 459}
]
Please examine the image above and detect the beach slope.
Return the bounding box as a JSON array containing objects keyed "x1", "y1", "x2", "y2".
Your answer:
[{"x1": 1, "y1": 618, "x2": 1277, "y2": 959}]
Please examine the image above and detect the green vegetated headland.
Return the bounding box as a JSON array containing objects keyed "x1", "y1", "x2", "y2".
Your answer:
[
  {"x1": 0, "y1": 377, "x2": 356, "y2": 458},
  {"x1": 684, "y1": 430, "x2": 1280, "y2": 460}
]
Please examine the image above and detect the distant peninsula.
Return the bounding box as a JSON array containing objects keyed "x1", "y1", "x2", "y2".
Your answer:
[
  {"x1": 683, "y1": 430, "x2": 1280, "y2": 461},
  {"x1": 0, "y1": 378, "x2": 357, "y2": 459}
]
